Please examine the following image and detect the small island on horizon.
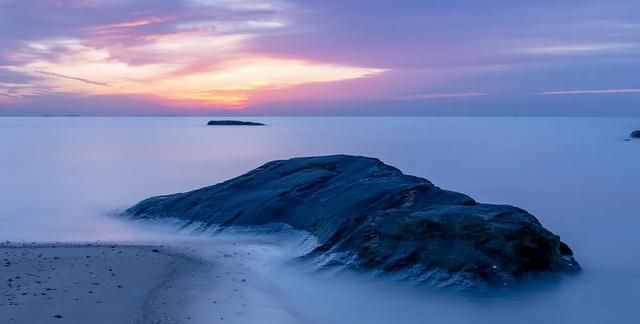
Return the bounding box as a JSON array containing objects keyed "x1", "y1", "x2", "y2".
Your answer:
[{"x1": 207, "y1": 120, "x2": 266, "y2": 126}]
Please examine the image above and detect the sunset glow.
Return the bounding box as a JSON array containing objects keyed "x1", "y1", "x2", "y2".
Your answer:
[
  {"x1": 0, "y1": 1, "x2": 385, "y2": 110},
  {"x1": 1, "y1": 0, "x2": 639, "y2": 115},
  {"x1": 4, "y1": 20, "x2": 384, "y2": 108},
  {"x1": 14, "y1": 45, "x2": 384, "y2": 107}
]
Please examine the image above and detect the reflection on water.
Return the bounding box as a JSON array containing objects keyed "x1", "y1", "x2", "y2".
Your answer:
[{"x1": 1, "y1": 117, "x2": 639, "y2": 323}]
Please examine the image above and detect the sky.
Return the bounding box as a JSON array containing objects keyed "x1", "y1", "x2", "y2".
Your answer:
[{"x1": 0, "y1": 0, "x2": 639, "y2": 116}]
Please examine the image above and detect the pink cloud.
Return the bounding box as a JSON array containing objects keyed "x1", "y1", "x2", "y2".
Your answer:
[{"x1": 541, "y1": 89, "x2": 640, "y2": 95}]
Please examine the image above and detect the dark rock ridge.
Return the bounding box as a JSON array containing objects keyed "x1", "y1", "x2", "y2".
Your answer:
[
  {"x1": 631, "y1": 130, "x2": 640, "y2": 138},
  {"x1": 126, "y1": 155, "x2": 580, "y2": 289},
  {"x1": 206, "y1": 120, "x2": 265, "y2": 126}
]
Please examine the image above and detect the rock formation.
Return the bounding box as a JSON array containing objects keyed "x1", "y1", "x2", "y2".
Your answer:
[{"x1": 126, "y1": 155, "x2": 580, "y2": 289}]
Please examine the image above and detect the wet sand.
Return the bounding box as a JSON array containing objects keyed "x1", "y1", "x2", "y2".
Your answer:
[{"x1": 0, "y1": 243, "x2": 208, "y2": 324}]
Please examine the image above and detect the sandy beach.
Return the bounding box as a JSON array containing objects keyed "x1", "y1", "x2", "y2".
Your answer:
[{"x1": 0, "y1": 243, "x2": 209, "y2": 324}]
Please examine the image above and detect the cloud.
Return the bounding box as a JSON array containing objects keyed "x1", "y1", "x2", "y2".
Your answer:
[
  {"x1": 1, "y1": 0, "x2": 640, "y2": 115},
  {"x1": 10, "y1": 41, "x2": 384, "y2": 107},
  {"x1": 187, "y1": 0, "x2": 289, "y2": 11},
  {"x1": 36, "y1": 70, "x2": 110, "y2": 86},
  {"x1": 0, "y1": 67, "x2": 35, "y2": 83},
  {"x1": 1, "y1": 0, "x2": 384, "y2": 108},
  {"x1": 515, "y1": 42, "x2": 640, "y2": 55},
  {"x1": 541, "y1": 89, "x2": 640, "y2": 95}
]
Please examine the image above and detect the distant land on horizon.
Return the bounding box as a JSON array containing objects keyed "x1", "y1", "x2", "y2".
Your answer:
[{"x1": 1, "y1": 92, "x2": 640, "y2": 117}]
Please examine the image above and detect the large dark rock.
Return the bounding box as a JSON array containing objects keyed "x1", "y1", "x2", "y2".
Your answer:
[
  {"x1": 126, "y1": 155, "x2": 580, "y2": 289},
  {"x1": 631, "y1": 130, "x2": 640, "y2": 138},
  {"x1": 206, "y1": 120, "x2": 265, "y2": 126}
]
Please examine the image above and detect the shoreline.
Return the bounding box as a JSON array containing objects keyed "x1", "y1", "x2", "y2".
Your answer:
[{"x1": 1, "y1": 242, "x2": 209, "y2": 324}]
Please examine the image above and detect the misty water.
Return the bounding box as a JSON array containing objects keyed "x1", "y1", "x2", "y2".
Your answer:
[{"x1": 1, "y1": 117, "x2": 639, "y2": 323}]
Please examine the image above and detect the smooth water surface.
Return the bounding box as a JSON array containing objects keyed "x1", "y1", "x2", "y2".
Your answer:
[{"x1": 1, "y1": 116, "x2": 639, "y2": 323}]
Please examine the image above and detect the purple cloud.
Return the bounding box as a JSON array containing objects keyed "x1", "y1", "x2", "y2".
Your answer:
[{"x1": 1, "y1": 0, "x2": 639, "y2": 115}]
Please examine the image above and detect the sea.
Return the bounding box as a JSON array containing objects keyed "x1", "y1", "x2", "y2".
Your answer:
[{"x1": 1, "y1": 116, "x2": 638, "y2": 323}]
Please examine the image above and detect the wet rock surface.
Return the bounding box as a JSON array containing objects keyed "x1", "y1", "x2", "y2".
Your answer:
[{"x1": 127, "y1": 155, "x2": 580, "y2": 289}]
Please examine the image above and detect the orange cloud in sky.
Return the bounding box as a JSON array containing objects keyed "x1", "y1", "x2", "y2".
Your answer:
[
  {"x1": 13, "y1": 41, "x2": 385, "y2": 108},
  {"x1": 4, "y1": 6, "x2": 387, "y2": 109}
]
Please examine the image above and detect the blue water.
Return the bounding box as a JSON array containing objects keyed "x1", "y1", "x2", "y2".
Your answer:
[{"x1": 1, "y1": 117, "x2": 639, "y2": 323}]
